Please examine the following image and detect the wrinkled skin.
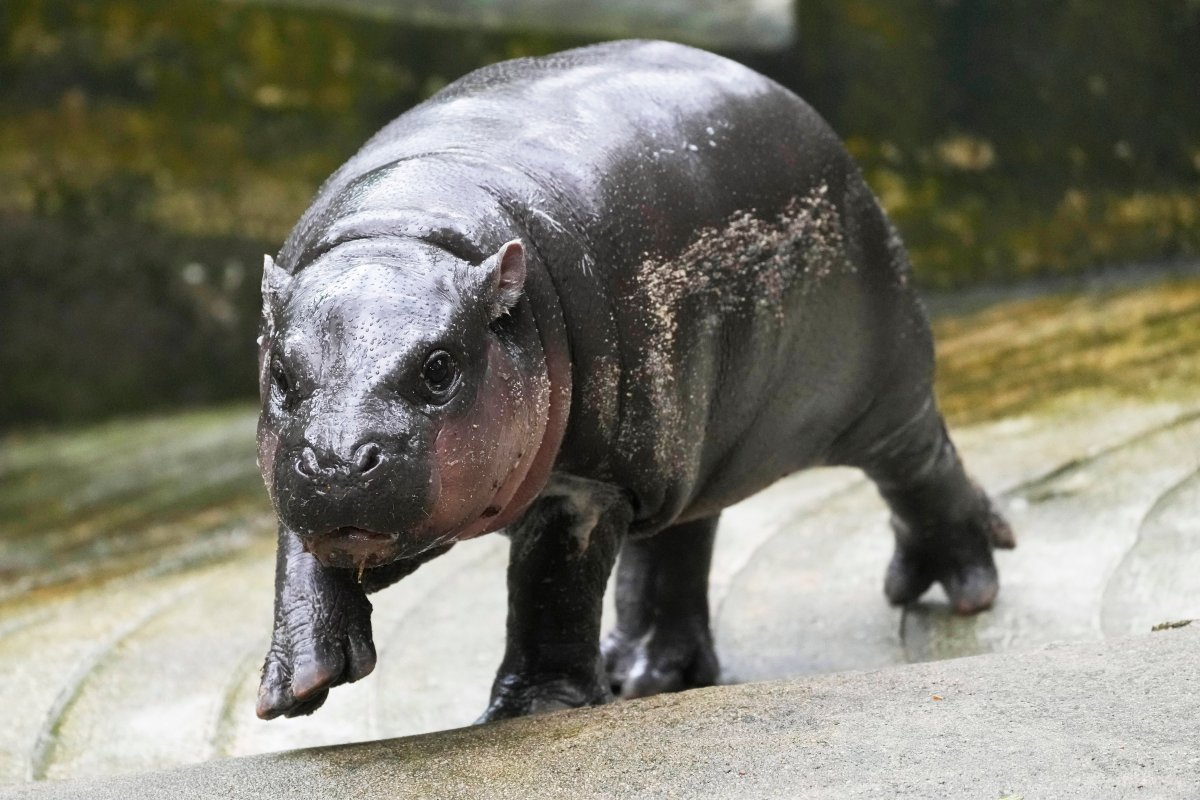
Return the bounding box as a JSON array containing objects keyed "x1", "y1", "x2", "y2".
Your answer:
[{"x1": 255, "y1": 40, "x2": 1014, "y2": 722}]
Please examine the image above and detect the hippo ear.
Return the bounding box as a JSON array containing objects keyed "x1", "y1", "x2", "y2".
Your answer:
[
  {"x1": 259, "y1": 254, "x2": 290, "y2": 340},
  {"x1": 261, "y1": 254, "x2": 289, "y2": 305},
  {"x1": 481, "y1": 239, "x2": 526, "y2": 319}
]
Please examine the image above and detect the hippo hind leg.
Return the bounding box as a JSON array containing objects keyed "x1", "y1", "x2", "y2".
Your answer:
[
  {"x1": 853, "y1": 396, "x2": 1015, "y2": 614},
  {"x1": 602, "y1": 516, "x2": 720, "y2": 699}
]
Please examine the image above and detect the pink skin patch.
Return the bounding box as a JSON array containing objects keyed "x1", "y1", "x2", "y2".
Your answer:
[
  {"x1": 463, "y1": 333, "x2": 571, "y2": 539},
  {"x1": 427, "y1": 337, "x2": 550, "y2": 539}
]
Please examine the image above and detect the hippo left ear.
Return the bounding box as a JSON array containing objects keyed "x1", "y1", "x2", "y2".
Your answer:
[{"x1": 481, "y1": 239, "x2": 526, "y2": 319}]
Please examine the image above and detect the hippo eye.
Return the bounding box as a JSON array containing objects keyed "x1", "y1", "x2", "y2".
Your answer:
[
  {"x1": 271, "y1": 357, "x2": 296, "y2": 406},
  {"x1": 421, "y1": 350, "x2": 459, "y2": 400}
]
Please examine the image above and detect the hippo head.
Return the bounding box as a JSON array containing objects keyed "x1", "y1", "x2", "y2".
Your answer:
[{"x1": 256, "y1": 237, "x2": 553, "y2": 572}]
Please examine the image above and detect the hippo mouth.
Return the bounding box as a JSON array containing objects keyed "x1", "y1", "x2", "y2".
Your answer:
[{"x1": 304, "y1": 526, "x2": 405, "y2": 572}]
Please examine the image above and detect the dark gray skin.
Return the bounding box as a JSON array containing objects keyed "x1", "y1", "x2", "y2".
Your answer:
[{"x1": 255, "y1": 40, "x2": 1015, "y2": 722}]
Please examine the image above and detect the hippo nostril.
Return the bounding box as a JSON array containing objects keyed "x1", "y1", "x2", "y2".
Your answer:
[
  {"x1": 353, "y1": 442, "x2": 383, "y2": 475},
  {"x1": 295, "y1": 447, "x2": 321, "y2": 480}
]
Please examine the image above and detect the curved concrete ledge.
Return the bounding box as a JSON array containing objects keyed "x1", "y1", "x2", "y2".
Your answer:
[{"x1": 12, "y1": 625, "x2": 1197, "y2": 800}]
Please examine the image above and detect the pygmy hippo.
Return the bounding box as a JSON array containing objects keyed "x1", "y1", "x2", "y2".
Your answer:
[{"x1": 255, "y1": 40, "x2": 1014, "y2": 721}]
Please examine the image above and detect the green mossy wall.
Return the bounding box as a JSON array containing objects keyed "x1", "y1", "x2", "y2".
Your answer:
[{"x1": 1, "y1": 0, "x2": 1196, "y2": 426}]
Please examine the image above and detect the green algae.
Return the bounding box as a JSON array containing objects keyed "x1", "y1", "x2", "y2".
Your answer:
[
  {"x1": 934, "y1": 277, "x2": 1200, "y2": 426},
  {"x1": 3, "y1": 0, "x2": 1200, "y2": 426}
]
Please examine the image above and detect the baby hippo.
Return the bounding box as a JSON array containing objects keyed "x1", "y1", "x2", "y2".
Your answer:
[{"x1": 255, "y1": 40, "x2": 1014, "y2": 721}]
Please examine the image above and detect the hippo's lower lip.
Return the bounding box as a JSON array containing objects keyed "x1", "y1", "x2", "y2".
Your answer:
[{"x1": 305, "y1": 527, "x2": 400, "y2": 569}]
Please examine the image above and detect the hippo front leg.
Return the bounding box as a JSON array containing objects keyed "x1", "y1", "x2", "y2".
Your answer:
[
  {"x1": 480, "y1": 481, "x2": 631, "y2": 722},
  {"x1": 257, "y1": 525, "x2": 377, "y2": 719}
]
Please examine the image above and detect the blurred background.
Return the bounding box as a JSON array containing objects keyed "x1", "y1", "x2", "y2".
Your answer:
[{"x1": 1, "y1": 0, "x2": 1198, "y2": 428}]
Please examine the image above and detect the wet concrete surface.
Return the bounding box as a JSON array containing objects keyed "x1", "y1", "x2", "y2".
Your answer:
[
  {"x1": 1, "y1": 278, "x2": 1199, "y2": 792},
  {"x1": 9, "y1": 625, "x2": 1199, "y2": 799}
]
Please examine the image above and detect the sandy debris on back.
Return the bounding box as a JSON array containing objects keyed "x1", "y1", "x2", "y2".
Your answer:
[{"x1": 622, "y1": 184, "x2": 849, "y2": 477}]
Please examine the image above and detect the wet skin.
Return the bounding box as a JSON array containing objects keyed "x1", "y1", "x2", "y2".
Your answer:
[{"x1": 255, "y1": 40, "x2": 1014, "y2": 721}]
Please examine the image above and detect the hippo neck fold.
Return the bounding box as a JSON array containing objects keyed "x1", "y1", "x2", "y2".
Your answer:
[
  {"x1": 438, "y1": 226, "x2": 574, "y2": 542},
  {"x1": 470, "y1": 249, "x2": 572, "y2": 540}
]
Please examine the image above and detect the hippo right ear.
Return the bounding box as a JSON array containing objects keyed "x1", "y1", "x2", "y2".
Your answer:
[
  {"x1": 260, "y1": 254, "x2": 290, "y2": 338},
  {"x1": 262, "y1": 254, "x2": 290, "y2": 304},
  {"x1": 480, "y1": 239, "x2": 527, "y2": 319}
]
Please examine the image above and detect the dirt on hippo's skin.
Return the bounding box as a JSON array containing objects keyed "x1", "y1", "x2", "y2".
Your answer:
[
  {"x1": 634, "y1": 183, "x2": 848, "y2": 344},
  {"x1": 577, "y1": 353, "x2": 621, "y2": 448},
  {"x1": 621, "y1": 184, "x2": 850, "y2": 479}
]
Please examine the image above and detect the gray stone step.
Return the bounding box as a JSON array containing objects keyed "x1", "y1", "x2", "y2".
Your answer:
[
  {"x1": 3, "y1": 398, "x2": 1199, "y2": 787},
  {"x1": 1103, "y1": 466, "x2": 1200, "y2": 636},
  {"x1": 10, "y1": 625, "x2": 1198, "y2": 800},
  {"x1": 716, "y1": 404, "x2": 1200, "y2": 680}
]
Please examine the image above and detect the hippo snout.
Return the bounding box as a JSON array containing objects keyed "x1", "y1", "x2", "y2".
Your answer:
[
  {"x1": 271, "y1": 428, "x2": 436, "y2": 561},
  {"x1": 293, "y1": 441, "x2": 386, "y2": 486}
]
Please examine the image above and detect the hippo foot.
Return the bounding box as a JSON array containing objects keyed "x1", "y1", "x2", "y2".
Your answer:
[
  {"x1": 477, "y1": 669, "x2": 611, "y2": 723},
  {"x1": 256, "y1": 587, "x2": 377, "y2": 720},
  {"x1": 884, "y1": 502, "x2": 1015, "y2": 615},
  {"x1": 602, "y1": 617, "x2": 719, "y2": 699}
]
